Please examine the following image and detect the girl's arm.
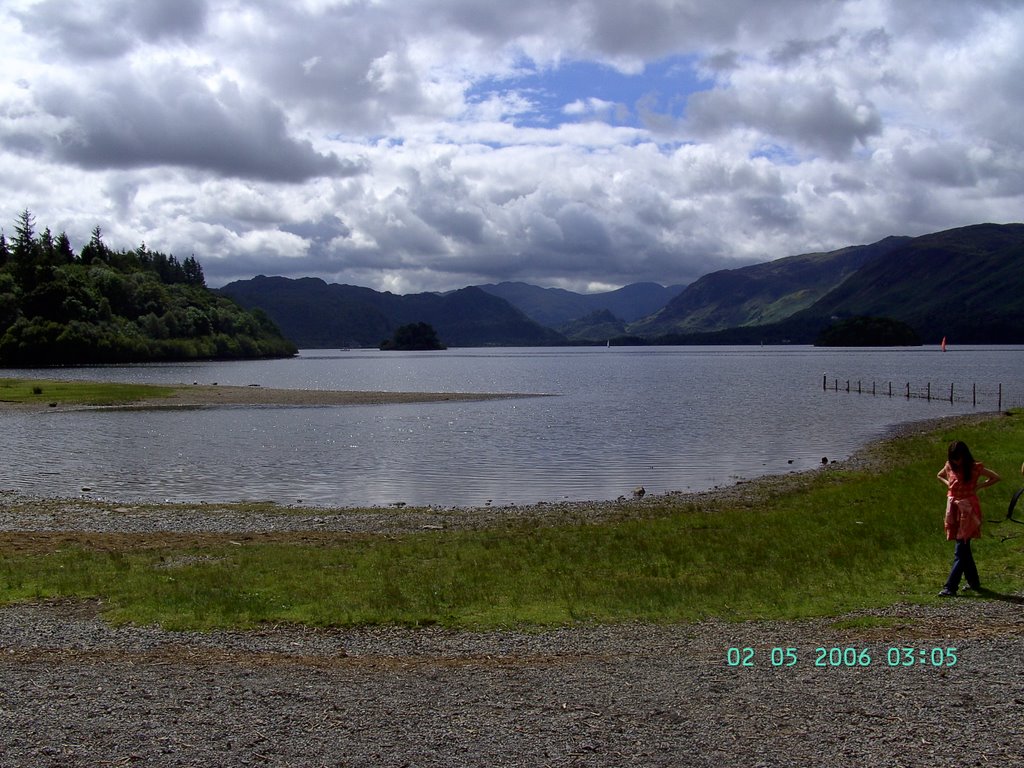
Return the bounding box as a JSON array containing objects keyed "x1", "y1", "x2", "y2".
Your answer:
[
  {"x1": 937, "y1": 463, "x2": 951, "y2": 487},
  {"x1": 976, "y1": 465, "x2": 1001, "y2": 490}
]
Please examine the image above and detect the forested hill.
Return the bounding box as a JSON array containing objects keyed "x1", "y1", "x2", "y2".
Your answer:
[{"x1": 0, "y1": 211, "x2": 296, "y2": 365}]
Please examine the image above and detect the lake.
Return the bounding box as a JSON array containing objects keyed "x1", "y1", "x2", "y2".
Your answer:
[{"x1": 1, "y1": 345, "x2": 1021, "y2": 508}]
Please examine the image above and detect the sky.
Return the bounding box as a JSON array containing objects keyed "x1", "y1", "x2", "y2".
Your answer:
[{"x1": 1, "y1": 0, "x2": 1022, "y2": 294}]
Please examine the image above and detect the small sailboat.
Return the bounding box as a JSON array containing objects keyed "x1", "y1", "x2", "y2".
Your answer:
[{"x1": 941, "y1": 336, "x2": 947, "y2": 352}]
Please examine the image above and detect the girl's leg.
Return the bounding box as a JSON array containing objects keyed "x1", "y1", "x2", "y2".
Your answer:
[
  {"x1": 960, "y1": 539, "x2": 980, "y2": 589},
  {"x1": 943, "y1": 540, "x2": 968, "y2": 594}
]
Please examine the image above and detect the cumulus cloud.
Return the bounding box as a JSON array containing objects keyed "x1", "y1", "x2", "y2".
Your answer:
[
  {"x1": 16, "y1": 0, "x2": 209, "y2": 60},
  {"x1": 0, "y1": 0, "x2": 1022, "y2": 294},
  {"x1": 9, "y1": 64, "x2": 356, "y2": 182}
]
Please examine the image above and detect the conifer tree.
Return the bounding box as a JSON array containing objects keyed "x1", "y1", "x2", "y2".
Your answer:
[
  {"x1": 11, "y1": 209, "x2": 41, "y2": 285},
  {"x1": 81, "y1": 225, "x2": 109, "y2": 264},
  {"x1": 54, "y1": 231, "x2": 75, "y2": 264},
  {"x1": 183, "y1": 255, "x2": 205, "y2": 286}
]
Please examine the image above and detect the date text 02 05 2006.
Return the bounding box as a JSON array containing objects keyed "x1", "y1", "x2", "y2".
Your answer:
[{"x1": 725, "y1": 646, "x2": 958, "y2": 668}]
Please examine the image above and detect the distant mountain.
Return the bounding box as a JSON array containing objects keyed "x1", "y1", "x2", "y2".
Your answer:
[
  {"x1": 630, "y1": 237, "x2": 909, "y2": 337},
  {"x1": 559, "y1": 309, "x2": 628, "y2": 342},
  {"x1": 218, "y1": 276, "x2": 565, "y2": 348},
  {"x1": 641, "y1": 223, "x2": 1024, "y2": 345},
  {"x1": 790, "y1": 223, "x2": 1024, "y2": 344},
  {"x1": 478, "y1": 281, "x2": 685, "y2": 327},
  {"x1": 219, "y1": 223, "x2": 1024, "y2": 349}
]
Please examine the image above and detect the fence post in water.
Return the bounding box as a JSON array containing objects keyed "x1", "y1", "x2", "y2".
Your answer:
[
  {"x1": 906, "y1": 382, "x2": 910, "y2": 399},
  {"x1": 889, "y1": 382, "x2": 892, "y2": 397},
  {"x1": 823, "y1": 373, "x2": 827, "y2": 391},
  {"x1": 950, "y1": 383, "x2": 954, "y2": 404},
  {"x1": 872, "y1": 382, "x2": 876, "y2": 396},
  {"x1": 973, "y1": 383, "x2": 976, "y2": 406},
  {"x1": 927, "y1": 382, "x2": 931, "y2": 401},
  {"x1": 857, "y1": 380, "x2": 862, "y2": 394},
  {"x1": 999, "y1": 383, "x2": 1002, "y2": 410}
]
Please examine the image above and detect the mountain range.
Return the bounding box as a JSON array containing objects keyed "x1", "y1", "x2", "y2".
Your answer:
[
  {"x1": 478, "y1": 281, "x2": 686, "y2": 328},
  {"x1": 218, "y1": 223, "x2": 1024, "y2": 347},
  {"x1": 217, "y1": 277, "x2": 565, "y2": 348}
]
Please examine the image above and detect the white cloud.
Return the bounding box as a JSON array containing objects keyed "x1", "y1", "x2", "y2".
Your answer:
[{"x1": 0, "y1": 0, "x2": 1022, "y2": 294}]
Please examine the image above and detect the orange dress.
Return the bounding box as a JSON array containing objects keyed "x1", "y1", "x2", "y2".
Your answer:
[{"x1": 943, "y1": 461, "x2": 983, "y2": 541}]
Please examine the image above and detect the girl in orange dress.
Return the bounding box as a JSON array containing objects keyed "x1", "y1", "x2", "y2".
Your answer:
[{"x1": 937, "y1": 440, "x2": 1001, "y2": 596}]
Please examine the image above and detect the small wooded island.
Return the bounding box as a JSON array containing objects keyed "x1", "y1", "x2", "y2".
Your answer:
[
  {"x1": 813, "y1": 316, "x2": 922, "y2": 347},
  {"x1": 379, "y1": 321, "x2": 447, "y2": 350},
  {"x1": 0, "y1": 210, "x2": 296, "y2": 366}
]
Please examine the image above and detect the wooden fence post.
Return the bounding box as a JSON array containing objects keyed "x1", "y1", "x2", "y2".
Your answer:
[{"x1": 822, "y1": 378, "x2": 1010, "y2": 410}]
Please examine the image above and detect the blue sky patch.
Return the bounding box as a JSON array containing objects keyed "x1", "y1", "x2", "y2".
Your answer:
[{"x1": 468, "y1": 55, "x2": 708, "y2": 130}]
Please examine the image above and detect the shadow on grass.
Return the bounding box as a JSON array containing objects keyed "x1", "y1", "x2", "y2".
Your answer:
[{"x1": 968, "y1": 588, "x2": 1024, "y2": 605}]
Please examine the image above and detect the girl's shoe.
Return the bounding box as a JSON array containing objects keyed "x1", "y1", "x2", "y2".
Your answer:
[{"x1": 938, "y1": 588, "x2": 956, "y2": 597}]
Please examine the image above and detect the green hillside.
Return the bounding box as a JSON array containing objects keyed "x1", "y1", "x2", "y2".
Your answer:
[
  {"x1": 793, "y1": 223, "x2": 1024, "y2": 343},
  {"x1": 559, "y1": 309, "x2": 628, "y2": 342},
  {"x1": 630, "y1": 237, "x2": 908, "y2": 336}
]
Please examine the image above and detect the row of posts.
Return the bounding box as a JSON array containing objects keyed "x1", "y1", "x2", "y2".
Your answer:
[{"x1": 823, "y1": 374, "x2": 1003, "y2": 410}]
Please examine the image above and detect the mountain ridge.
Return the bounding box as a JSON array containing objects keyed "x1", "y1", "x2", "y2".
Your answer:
[
  {"x1": 629, "y1": 236, "x2": 910, "y2": 336},
  {"x1": 218, "y1": 222, "x2": 1024, "y2": 348},
  {"x1": 218, "y1": 276, "x2": 566, "y2": 348},
  {"x1": 478, "y1": 281, "x2": 686, "y2": 328}
]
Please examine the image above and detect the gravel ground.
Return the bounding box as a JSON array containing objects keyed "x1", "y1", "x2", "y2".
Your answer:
[
  {"x1": 1, "y1": 409, "x2": 1022, "y2": 767},
  {"x1": 2, "y1": 599, "x2": 1022, "y2": 767}
]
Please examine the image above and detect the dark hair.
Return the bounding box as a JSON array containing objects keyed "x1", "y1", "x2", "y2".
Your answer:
[{"x1": 947, "y1": 440, "x2": 976, "y2": 482}]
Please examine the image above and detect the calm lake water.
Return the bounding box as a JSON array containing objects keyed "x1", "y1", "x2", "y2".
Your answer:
[{"x1": 2, "y1": 345, "x2": 1021, "y2": 508}]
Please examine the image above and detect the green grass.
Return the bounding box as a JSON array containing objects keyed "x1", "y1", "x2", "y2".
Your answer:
[
  {"x1": 0, "y1": 378, "x2": 177, "y2": 406},
  {"x1": 1, "y1": 411, "x2": 1022, "y2": 630}
]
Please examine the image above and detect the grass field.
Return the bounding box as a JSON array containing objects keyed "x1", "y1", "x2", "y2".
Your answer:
[
  {"x1": 1, "y1": 407, "x2": 1021, "y2": 631},
  {"x1": 0, "y1": 378, "x2": 177, "y2": 406}
]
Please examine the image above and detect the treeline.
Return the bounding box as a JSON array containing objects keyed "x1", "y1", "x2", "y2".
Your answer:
[{"x1": 0, "y1": 210, "x2": 296, "y2": 365}]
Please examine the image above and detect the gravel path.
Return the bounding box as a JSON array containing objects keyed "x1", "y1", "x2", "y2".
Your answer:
[
  {"x1": 2, "y1": 599, "x2": 1022, "y2": 767},
  {"x1": 1, "y1": 410, "x2": 1022, "y2": 767}
]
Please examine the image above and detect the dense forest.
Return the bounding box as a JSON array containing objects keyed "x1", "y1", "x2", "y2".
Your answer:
[{"x1": 0, "y1": 210, "x2": 296, "y2": 365}]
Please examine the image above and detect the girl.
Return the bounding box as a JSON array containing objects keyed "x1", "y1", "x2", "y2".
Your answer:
[{"x1": 937, "y1": 440, "x2": 1001, "y2": 596}]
